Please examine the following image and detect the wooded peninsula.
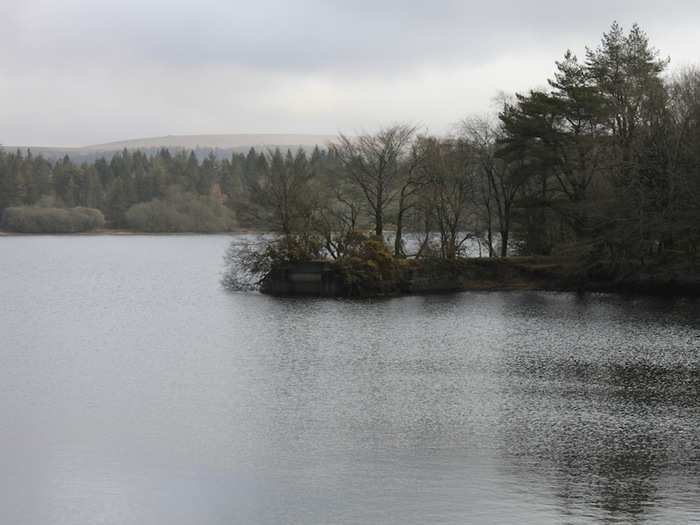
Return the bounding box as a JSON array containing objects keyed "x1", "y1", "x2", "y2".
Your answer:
[{"x1": 2, "y1": 23, "x2": 699, "y2": 295}]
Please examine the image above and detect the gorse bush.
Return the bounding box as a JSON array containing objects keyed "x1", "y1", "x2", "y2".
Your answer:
[
  {"x1": 1, "y1": 206, "x2": 105, "y2": 233},
  {"x1": 334, "y1": 237, "x2": 408, "y2": 294}
]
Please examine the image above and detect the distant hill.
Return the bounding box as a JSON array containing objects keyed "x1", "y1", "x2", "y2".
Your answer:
[
  {"x1": 3, "y1": 133, "x2": 339, "y2": 162},
  {"x1": 82, "y1": 133, "x2": 338, "y2": 151}
]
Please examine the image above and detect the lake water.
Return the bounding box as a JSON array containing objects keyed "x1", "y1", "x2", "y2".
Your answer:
[{"x1": 1, "y1": 235, "x2": 699, "y2": 524}]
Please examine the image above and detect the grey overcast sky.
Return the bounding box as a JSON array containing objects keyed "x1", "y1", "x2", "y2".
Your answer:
[{"x1": 1, "y1": 0, "x2": 699, "y2": 146}]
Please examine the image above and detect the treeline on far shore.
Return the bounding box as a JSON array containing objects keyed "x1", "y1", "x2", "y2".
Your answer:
[
  {"x1": 0, "y1": 144, "x2": 303, "y2": 233},
  {"x1": 3, "y1": 22, "x2": 700, "y2": 282}
]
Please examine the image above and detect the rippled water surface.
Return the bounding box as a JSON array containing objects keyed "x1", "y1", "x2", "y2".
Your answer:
[{"x1": 1, "y1": 235, "x2": 699, "y2": 524}]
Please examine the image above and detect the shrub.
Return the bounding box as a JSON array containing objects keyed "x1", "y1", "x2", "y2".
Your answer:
[
  {"x1": 1, "y1": 206, "x2": 105, "y2": 233},
  {"x1": 222, "y1": 235, "x2": 323, "y2": 291},
  {"x1": 125, "y1": 190, "x2": 235, "y2": 232},
  {"x1": 222, "y1": 234, "x2": 408, "y2": 296},
  {"x1": 334, "y1": 237, "x2": 406, "y2": 295}
]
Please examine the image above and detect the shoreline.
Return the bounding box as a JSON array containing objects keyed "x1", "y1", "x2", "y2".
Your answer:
[{"x1": 3, "y1": 231, "x2": 698, "y2": 298}]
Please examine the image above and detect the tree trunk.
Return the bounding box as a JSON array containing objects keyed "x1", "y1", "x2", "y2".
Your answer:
[
  {"x1": 394, "y1": 188, "x2": 409, "y2": 257},
  {"x1": 500, "y1": 229, "x2": 509, "y2": 257},
  {"x1": 375, "y1": 181, "x2": 384, "y2": 237},
  {"x1": 487, "y1": 210, "x2": 494, "y2": 257},
  {"x1": 415, "y1": 215, "x2": 431, "y2": 258},
  {"x1": 394, "y1": 210, "x2": 404, "y2": 257}
]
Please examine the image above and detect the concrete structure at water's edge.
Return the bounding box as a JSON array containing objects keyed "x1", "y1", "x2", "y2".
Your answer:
[
  {"x1": 260, "y1": 262, "x2": 347, "y2": 297},
  {"x1": 258, "y1": 257, "x2": 700, "y2": 298},
  {"x1": 259, "y1": 259, "x2": 484, "y2": 297},
  {"x1": 260, "y1": 258, "x2": 538, "y2": 297}
]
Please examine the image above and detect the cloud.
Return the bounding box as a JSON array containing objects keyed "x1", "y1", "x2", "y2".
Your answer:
[
  {"x1": 2, "y1": 0, "x2": 700, "y2": 145},
  {"x1": 8, "y1": 0, "x2": 700, "y2": 72}
]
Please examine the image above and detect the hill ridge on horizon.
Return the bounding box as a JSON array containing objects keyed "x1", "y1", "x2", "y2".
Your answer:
[
  {"x1": 1, "y1": 133, "x2": 340, "y2": 160},
  {"x1": 5, "y1": 133, "x2": 338, "y2": 152}
]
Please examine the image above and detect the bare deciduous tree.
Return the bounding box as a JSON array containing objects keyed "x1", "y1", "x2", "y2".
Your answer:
[
  {"x1": 416, "y1": 136, "x2": 479, "y2": 259},
  {"x1": 462, "y1": 117, "x2": 525, "y2": 257},
  {"x1": 331, "y1": 124, "x2": 417, "y2": 239},
  {"x1": 243, "y1": 148, "x2": 317, "y2": 245}
]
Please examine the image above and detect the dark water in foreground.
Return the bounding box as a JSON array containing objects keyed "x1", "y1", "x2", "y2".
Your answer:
[{"x1": 1, "y1": 235, "x2": 699, "y2": 525}]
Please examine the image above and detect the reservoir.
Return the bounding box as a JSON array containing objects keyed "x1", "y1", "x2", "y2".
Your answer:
[{"x1": 1, "y1": 235, "x2": 699, "y2": 524}]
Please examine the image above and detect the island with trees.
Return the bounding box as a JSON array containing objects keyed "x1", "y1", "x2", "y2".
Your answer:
[{"x1": 2, "y1": 23, "x2": 699, "y2": 295}]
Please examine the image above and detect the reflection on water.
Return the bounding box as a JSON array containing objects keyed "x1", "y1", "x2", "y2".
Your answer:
[
  {"x1": 1, "y1": 236, "x2": 699, "y2": 524},
  {"x1": 495, "y1": 294, "x2": 700, "y2": 524}
]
